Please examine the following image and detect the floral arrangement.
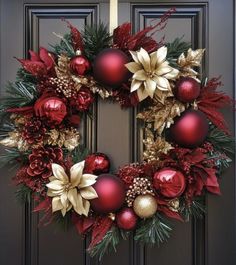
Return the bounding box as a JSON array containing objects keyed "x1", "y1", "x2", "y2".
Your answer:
[{"x1": 0, "y1": 8, "x2": 234, "y2": 260}]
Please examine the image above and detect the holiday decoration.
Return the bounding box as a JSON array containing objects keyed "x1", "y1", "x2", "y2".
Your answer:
[
  {"x1": 169, "y1": 110, "x2": 209, "y2": 147},
  {"x1": 93, "y1": 49, "x2": 130, "y2": 87},
  {"x1": 175, "y1": 77, "x2": 200, "y2": 102},
  {"x1": 0, "y1": 8, "x2": 234, "y2": 260},
  {"x1": 91, "y1": 174, "x2": 126, "y2": 213},
  {"x1": 133, "y1": 194, "x2": 158, "y2": 218},
  {"x1": 153, "y1": 168, "x2": 186, "y2": 198},
  {"x1": 116, "y1": 208, "x2": 138, "y2": 230},
  {"x1": 84, "y1": 153, "x2": 110, "y2": 175}
]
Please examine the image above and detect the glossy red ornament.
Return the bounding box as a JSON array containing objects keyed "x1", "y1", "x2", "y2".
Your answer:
[
  {"x1": 153, "y1": 168, "x2": 186, "y2": 198},
  {"x1": 116, "y1": 208, "x2": 138, "y2": 230},
  {"x1": 93, "y1": 48, "x2": 130, "y2": 87},
  {"x1": 70, "y1": 55, "x2": 90, "y2": 76},
  {"x1": 175, "y1": 77, "x2": 200, "y2": 102},
  {"x1": 91, "y1": 174, "x2": 126, "y2": 213},
  {"x1": 84, "y1": 153, "x2": 110, "y2": 175},
  {"x1": 34, "y1": 96, "x2": 67, "y2": 124},
  {"x1": 169, "y1": 109, "x2": 209, "y2": 148}
]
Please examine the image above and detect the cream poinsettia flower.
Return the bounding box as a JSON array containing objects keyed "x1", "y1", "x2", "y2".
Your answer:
[
  {"x1": 125, "y1": 46, "x2": 179, "y2": 102},
  {"x1": 46, "y1": 161, "x2": 98, "y2": 217}
]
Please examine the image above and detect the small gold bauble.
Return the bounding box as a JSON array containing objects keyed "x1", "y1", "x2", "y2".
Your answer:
[{"x1": 133, "y1": 194, "x2": 157, "y2": 218}]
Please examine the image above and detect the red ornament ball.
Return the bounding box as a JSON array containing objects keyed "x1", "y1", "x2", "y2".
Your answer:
[
  {"x1": 93, "y1": 48, "x2": 130, "y2": 87},
  {"x1": 34, "y1": 96, "x2": 67, "y2": 124},
  {"x1": 91, "y1": 174, "x2": 125, "y2": 213},
  {"x1": 169, "y1": 109, "x2": 209, "y2": 148},
  {"x1": 175, "y1": 77, "x2": 200, "y2": 103},
  {"x1": 84, "y1": 153, "x2": 110, "y2": 175},
  {"x1": 116, "y1": 208, "x2": 138, "y2": 230},
  {"x1": 153, "y1": 168, "x2": 186, "y2": 198},
  {"x1": 70, "y1": 55, "x2": 90, "y2": 76}
]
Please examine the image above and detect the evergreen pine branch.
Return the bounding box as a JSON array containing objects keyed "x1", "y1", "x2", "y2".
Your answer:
[
  {"x1": 50, "y1": 33, "x2": 75, "y2": 58},
  {"x1": 134, "y1": 213, "x2": 172, "y2": 245},
  {"x1": 0, "y1": 148, "x2": 29, "y2": 169},
  {"x1": 15, "y1": 184, "x2": 32, "y2": 204},
  {"x1": 166, "y1": 37, "x2": 191, "y2": 67},
  {"x1": 82, "y1": 23, "x2": 112, "y2": 61},
  {"x1": 88, "y1": 226, "x2": 122, "y2": 261},
  {"x1": 0, "y1": 120, "x2": 15, "y2": 140},
  {"x1": 0, "y1": 81, "x2": 38, "y2": 111},
  {"x1": 179, "y1": 197, "x2": 205, "y2": 222},
  {"x1": 65, "y1": 145, "x2": 90, "y2": 164},
  {"x1": 16, "y1": 68, "x2": 38, "y2": 84}
]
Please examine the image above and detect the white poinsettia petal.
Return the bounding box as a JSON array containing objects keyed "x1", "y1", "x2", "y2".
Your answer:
[
  {"x1": 70, "y1": 160, "x2": 85, "y2": 187},
  {"x1": 74, "y1": 194, "x2": 83, "y2": 215},
  {"x1": 61, "y1": 207, "x2": 67, "y2": 217},
  {"x1": 80, "y1": 186, "x2": 98, "y2": 200},
  {"x1": 47, "y1": 189, "x2": 63, "y2": 197},
  {"x1": 60, "y1": 192, "x2": 68, "y2": 208},
  {"x1": 144, "y1": 78, "x2": 157, "y2": 98},
  {"x1": 49, "y1": 176, "x2": 56, "y2": 181},
  {"x1": 82, "y1": 199, "x2": 90, "y2": 216},
  {"x1": 133, "y1": 69, "x2": 147, "y2": 81},
  {"x1": 150, "y1": 51, "x2": 158, "y2": 69},
  {"x1": 137, "y1": 86, "x2": 149, "y2": 101},
  {"x1": 129, "y1": 51, "x2": 139, "y2": 63},
  {"x1": 156, "y1": 46, "x2": 167, "y2": 64},
  {"x1": 125, "y1": 62, "x2": 142, "y2": 73},
  {"x1": 51, "y1": 164, "x2": 68, "y2": 183},
  {"x1": 52, "y1": 196, "x2": 63, "y2": 212},
  {"x1": 79, "y1": 174, "x2": 97, "y2": 188},
  {"x1": 137, "y1": 48, "x2": 151, "y2": 71},
  {"x1": 131, "y1": 79, "x2": 142, "y2": 92},
  {"x1": 67, "y1": 188, "x2": 78, "y2": 208},
  {"x1": 46, "y1": 180, "x2": 64, "y2": 191},
  {"x1": 163, "y1": 68, "x2": 179, "y2": 79},
  {"x1": 153, "y1": 76, "x2": 170, "y2": 91},
  {"x1": 155, "y1": 66, "x2": 173, "y2": 76}
]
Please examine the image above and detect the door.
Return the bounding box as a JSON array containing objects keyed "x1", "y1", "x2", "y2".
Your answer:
[{"x1": 0, "y1": 0, "x2": 235, "y2": 265}]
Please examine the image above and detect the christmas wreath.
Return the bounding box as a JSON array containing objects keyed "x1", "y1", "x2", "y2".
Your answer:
[{"x1": 0, "y1": 9, "x2": 234, "y2": 260}]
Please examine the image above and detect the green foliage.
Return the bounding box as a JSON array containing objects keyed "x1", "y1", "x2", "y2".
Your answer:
[
  {"x1": 65, "y1": 145, "x2": 90, "y2": 164},
  {"x1": 134, "y1": 213, "x2": 172, "y2": 245},
  {"x1": 83, "y1": 23, "x2": 112, "y2": 61},
  {"x1": 53, "y1": 211, "x2": 73, "y2": 231},
  {"x1": 0, "y1": 81, "x2": 38, "y2": 111},
  {"x1": 0, "y1": 148, "x2": 29, "y2": 169},
  {"x1": 15, "y1": 184, "x2": 32, "y2": 204},
  {"x1": 0, "y1": 120, "x2": 15, "y2": 140},
  {"x1": 16, "y1": 68, "x2": 37, "y2": 84},
  {"x1": 179, "y1": 198, "x2": 205, "y2": 222},
  {"x1": 166, "y1": 37, "x2": 191, "y2": 67},
  {"x1": 50, "y1": 33, "x2": 75, "y2": 58}
]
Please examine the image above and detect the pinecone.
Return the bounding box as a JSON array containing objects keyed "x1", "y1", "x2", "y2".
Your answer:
[
  {"x1": 27, "y1": 147, "x2": 63, "y2": 179},
  {"x1": 22, "y1": 118, "x2": 46, "y2": 145}
]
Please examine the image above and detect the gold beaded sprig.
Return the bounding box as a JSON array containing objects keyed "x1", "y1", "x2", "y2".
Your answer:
[
  {"x1": 126, "y1": 177, "x2": 155, "y2": 207},
  {"x1": 48, "y1": 77, "x2": 77, "y2": 98}
]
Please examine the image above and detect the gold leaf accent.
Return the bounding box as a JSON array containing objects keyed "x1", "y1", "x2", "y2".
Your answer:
[
  {"x1": 0, "y1": 131, "x2": 29, "y2": 151},
  {"x1": 177, "y1": 48, "x2": 205, "y2": 82},
  {"x1": 55, "y1": 54, "x2": 71, "y2": 79}
]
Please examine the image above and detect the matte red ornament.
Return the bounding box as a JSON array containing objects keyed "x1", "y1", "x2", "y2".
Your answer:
[
  {"x1": 175, "y1": 77, "x2": 200, "y2": 103},
  {"x1": 93, "y1": 48, "x2": 130, "y2": 87},
  {"x1": 169, "y1": 109, "x2": 209, "y2": 148},
  {"x1": 91, "y1": 174, "x2": 126, "y2": 213},
  {"x1": 34, "y1": 96, "x2": 67, "y2": 124},
  {"x1": 84, "y1": 153, "x2": 110, "y2": 175},
  {"x1": 116, "y1": 208, "x2": 138, "y2": 230},
  {"x1": 153, "y1": 168, "x2": 186, "y2": 198},
  {"x1": 70, "y1": 55, "x2": 90, "y2": 75}
]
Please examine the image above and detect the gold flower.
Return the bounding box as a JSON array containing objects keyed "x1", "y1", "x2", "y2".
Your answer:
[
  {"x1": 125, "y1": 46, "x2": 179, "y2": 102},
  {"x1": 46, "y1": 161, "x2": 98, "y2": 216}
]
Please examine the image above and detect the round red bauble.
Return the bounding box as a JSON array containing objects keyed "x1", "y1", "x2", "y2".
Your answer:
[
  {"x1": 34, "y1": 96, "x2": 67, "y2": 124},
  {"x1": 116, "y1": 208, "x2": 138, "y2": 230},
  {"x1": 169, "y1": 109, "x2": 209, "y2": 148},
  {"x1": 91, "y1": 174, "x2": 125, "y2": 213},
  {"x1": 70, "y1": 55, "x2": 90, "y2": 75},
  {"x1": 84, "y1": 153, "x2": 110, "y2": 175},
  {"x1": 153, "y1": 168, "x2": 186, "y2": 198},
  {"x1": 93, "y1": 48, "x2": 130, "y2": 87},
  {"x1": 175, "y1": 77, "x2": 200, "y2": 103}
]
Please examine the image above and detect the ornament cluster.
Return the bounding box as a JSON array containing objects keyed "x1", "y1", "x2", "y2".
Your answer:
[{"x1": 0, "y1": 9, "x2": 234, "y2": 260}]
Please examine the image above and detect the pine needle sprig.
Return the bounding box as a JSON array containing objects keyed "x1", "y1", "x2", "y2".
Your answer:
[
  {"x1": 179, "y1": 198, "x2": 205, "y2": 222},
  {"x1": 0, "y1": 120, "x2": 15, "y2": 140},
  {"x1": 16, "y1": 68, "x2": 38, "y2": 84},
  {"x1": 82, "y1": 23, "x2": 112, "y2": 61},
  {"x1": 0, "y1": 148, "x2": 29, "y2": 169},
  {"x1": 15, "y1": 184, "x2": 32, "y2": 204},
  {"x1": 166, "y1": 37, "x2": 191, "y2": 67},
  {"x1": 134, "y1": 213, "x2": 172, "y2": 245},
  {"x1": 64, "y1": 145, "x2": 90, "y2": 164}
]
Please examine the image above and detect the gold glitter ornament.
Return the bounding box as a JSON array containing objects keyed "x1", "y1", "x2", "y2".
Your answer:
[{"x1": 133, "y1": 194, "x2": 157, "y2": 218}]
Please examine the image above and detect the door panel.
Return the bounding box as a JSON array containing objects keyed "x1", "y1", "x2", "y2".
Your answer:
[{"x1": 0, "y1": 1, "x2": 235, "y2": 265}]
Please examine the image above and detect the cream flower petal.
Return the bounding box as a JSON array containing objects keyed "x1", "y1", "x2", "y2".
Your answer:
[
  {"x1": 155, "y1": 66, "x2": 173, "y2": 76},
  {"x1": 163, "y1": 68, "x2": 179, "y2": 79},
  {"x1": 79, "y1": 174, "x2": 97, "y2": 188},
  {"x1": 80, "y1": 186, "x2": 98, "y2": 200},
  {"x1": 156, "y1": 46, "x2": 167, "y2": 64},
  {"x1": 125, "y1": 62, "x2": 142, "y2": 73},
  {"x1": 129, "y1": 51, "x2": 139, "y2": 63},
  {"x1": 52, "y1": 196, "x2": 63, "y2": 212},
  {"x1": 144, "y1": 78, "x2": 157, "y2": 98},
  {"x1": 49, "y1": 176, "x2": 56, "y2": 182},
  {"x1": 51, "y1": 164, "x2": 68, "y2": 183},
  {"x1": 82, "y1": 199, "x2": 90, "y2": 216},
  {"x1": 133, "y1": 69, "x2": 147, "y2": 81},
  {"x1": 153, "y1": 76, "x2": 170, "y2": 91},
  {"x1": 47, "y1": 189, "x2": 63, "y2": 197},
  {"x1": 150, "y1": 51, "x2": 158, "y2": 69},
  {"x1": 67, "y1": 188, "x2": 78, "y2": 208},
  {"x1": 137, "y1": 85, "x2": 149, "y2": 101},
  {"x1": 70, "y1": 160, "x2": 85, "y2": 187},
  {"x1": 60, "y1": 192, "x2": 69, "y2": 208},
  {"x1": 131, "y1": 79, "x2": 142, "y2": 92},
  {"x1": 137, "y1": 48, "x2": 151, "y2": 71},
  {"x1": 46, "y1": 180, "x2": 64, "y2": 191},
  {"x1": 61, "y1": 207, "x2": 67, "y2": 217},
  {"x1": 74, "y1": 194, "x2": 83, "y2": 215}
]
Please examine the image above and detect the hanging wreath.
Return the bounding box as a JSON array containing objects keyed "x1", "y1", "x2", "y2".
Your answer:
[{"x1": 0, "y1": 8, "x2": 234, "y2": 260}]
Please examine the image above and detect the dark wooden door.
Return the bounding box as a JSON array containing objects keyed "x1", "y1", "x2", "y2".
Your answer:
[{"x1": 0, "y1": 0, "x2": 235, "y2": 265}]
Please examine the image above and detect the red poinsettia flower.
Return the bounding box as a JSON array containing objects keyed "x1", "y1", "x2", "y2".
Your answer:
[{"x1": 16, "y1": 47, "x2": 55, "y2": 78}]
